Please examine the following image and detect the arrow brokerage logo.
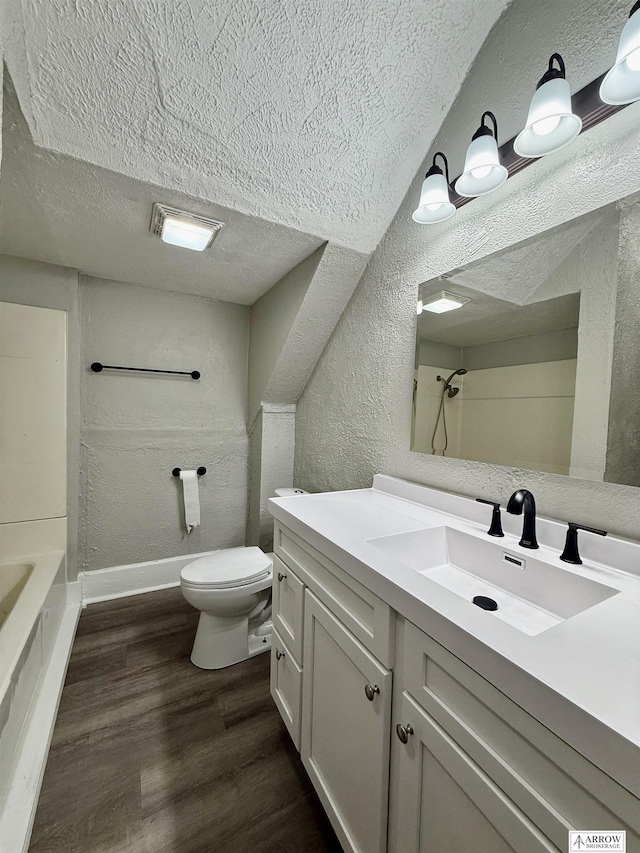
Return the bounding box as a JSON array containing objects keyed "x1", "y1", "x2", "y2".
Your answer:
[{"x1": 569, "y1": 831, "x2": 626, "y2": 852}]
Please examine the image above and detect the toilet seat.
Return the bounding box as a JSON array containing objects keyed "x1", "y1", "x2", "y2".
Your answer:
[{"x1": 180, "y1": 547, "x2": 272, "y2": 590}]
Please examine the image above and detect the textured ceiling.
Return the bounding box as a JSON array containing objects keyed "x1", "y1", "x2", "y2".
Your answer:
[
  {"x1": 7, "y1": 0, "x2": 510, "y2": 254},
  {"x1": 418, "y1": 292, "x2": 580, "y2": 348},
  {"x1": 416, "y1": 210, "x2": 603, "y2": 346},
  {"x1": 430, "y1": 212, "x2": 604, "y2": 305},
  {"x1": 0, "y1": 80, "x2": 323, "y2": 304}
]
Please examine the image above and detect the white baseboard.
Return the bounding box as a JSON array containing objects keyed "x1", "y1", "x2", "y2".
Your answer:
[
  {"x1": 0, "y1": 602, "x2": 81, "y2": 853},
  {"x1": 79, "y1": 550, "x2": 221, "y2": 604}
]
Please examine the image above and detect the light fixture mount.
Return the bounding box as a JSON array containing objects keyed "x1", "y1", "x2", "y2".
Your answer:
[
  {"x1": 150, "y1": 204, "x2": 224, "y2": 251},
  {"x1": 472, "y1": 110, "x2": 498, "y2": 140},
  {"x1": 536, "y1": 53, "x2": 566, "y2": 89}
]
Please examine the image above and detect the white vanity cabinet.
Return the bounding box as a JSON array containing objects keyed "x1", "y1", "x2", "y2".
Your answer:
[
  {"x1": 272, "y1": 522, "x2": 395, "y2": 853},
  {"x1": 388, "y1": 620, "x2": 640, "y2": 853},
  {"x1": 271, "y1": 521, "x2": 640, "y2": 853}
]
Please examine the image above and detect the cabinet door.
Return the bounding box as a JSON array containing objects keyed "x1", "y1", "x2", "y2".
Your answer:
[
  {"x1": 272, "y1": 554, "x2": 305, "y2": 662},
  {"x1": 270, "y1": 628, "x2": 303, "y2": 749},
  {"x1": 301, "y1": 591, "x2": 392, "y2": 853},
  {"x1": 390, "y1": 692, "x2": 559, "y2": 853}
]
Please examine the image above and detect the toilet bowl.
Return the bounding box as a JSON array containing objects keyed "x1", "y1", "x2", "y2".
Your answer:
[{"x1": 180, "y1": 547, "x2": 273, "y2": 670}]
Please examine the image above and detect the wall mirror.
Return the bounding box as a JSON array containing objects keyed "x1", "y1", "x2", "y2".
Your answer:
[{"x1": 411, "y1": 191, "x2": 640, "y2": 488}]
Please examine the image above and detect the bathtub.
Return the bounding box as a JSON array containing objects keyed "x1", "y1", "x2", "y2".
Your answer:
[
  {"x1": 0, "y1": 551, "x2": 65, "y2": 704},
  {"x1": 0, "y1": 562, "x2": 33, "y2": 628},
  {"x1": 0, "y1": 548, "x2": 75, "y2": 853}
]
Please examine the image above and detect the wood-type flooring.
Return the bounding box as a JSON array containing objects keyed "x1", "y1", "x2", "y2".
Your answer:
[{"x1": 29, "y1": 587, "x2": 342, "y2": 853}]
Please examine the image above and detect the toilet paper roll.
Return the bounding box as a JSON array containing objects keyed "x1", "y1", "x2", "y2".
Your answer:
[{"x1": 179, "y1": 470, "x2": 200, "y2": 533}]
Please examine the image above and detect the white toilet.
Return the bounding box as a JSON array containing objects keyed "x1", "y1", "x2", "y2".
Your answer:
[{"x1": 180, "y1": 546, "x2": 273, "y2": 670}]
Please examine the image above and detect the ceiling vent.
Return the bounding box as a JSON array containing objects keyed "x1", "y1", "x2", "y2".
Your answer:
[{"x1": 150, "y1": 203, "x2": 224, "y2": 251}]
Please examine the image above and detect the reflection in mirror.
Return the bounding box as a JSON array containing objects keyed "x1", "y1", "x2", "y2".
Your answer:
[{"x1": 410, "y1": 192, "x2": 640, "y2": 487}]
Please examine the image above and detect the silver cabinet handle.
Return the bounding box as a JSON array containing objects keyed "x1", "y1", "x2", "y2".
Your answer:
[
  {"x1": 396, "y1": 723, "x2": 414, "y2": 744},
  {"x1": 277, "y1": 572, "x2": 286, "y2": 582},
  {"x1": 275, "y1": 649, "x2": 285, "y2": 661},
  {"x1": 365, "y1": 684, "x2": 380, "y2": 701}
]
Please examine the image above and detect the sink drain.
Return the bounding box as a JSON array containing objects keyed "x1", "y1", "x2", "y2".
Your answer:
[{"x1": 473, "y1": 595, "x2": 498, "y2": 611}]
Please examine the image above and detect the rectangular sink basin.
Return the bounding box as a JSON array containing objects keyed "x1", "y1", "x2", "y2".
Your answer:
[{"x1": 366, "y1": 526, "x2": 618, "y2": 635}]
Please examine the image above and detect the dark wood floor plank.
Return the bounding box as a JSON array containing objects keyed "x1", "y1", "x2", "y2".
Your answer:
[{"x1": 29, "y1": 588, "x2": 342, "y2": 853}]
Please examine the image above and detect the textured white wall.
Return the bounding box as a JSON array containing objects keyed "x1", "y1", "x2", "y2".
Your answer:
[
  {"x1": 606, "y1": 199, "x2": 640, "y2": 486},
  {"x1": 295, "y1": 1, "x2": 640, "y2": 540},
  {"x1": 537, "y1": 212, "x2": 620, "y2": 481},
  {"x1": 246, "y1": 405, "x2": 297, "y2": 551},
  {"x1": 79, "y1": 278, "x2": 250, "y2": 571},
  {"x1": 0, "y1": 55, "x2": 3, "y2": 175},
  {"x1": 248, "y1": 248, "x2": 323, "y2": 422}
]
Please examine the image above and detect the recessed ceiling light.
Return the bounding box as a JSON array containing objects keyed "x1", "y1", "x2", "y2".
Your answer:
[
  {"x1": 150, "y1": 203, "x2": 224, "y2": 251},
  {"x1": 421, "y1": 292, "x2": 470, "y2": 314}
]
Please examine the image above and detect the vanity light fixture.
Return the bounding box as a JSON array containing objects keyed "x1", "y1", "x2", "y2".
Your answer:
[
  {"x1": 412, "y1": 152, "x2": 456, "y2": 224},
  {"x1": 150, "y1": 203, "x2": 224, "y2": 251},
  {"x1": 600, "y1": 1, "x2": 640, "y2": 105},
  {"x1": 514, "y1": 54, "x2": 582, "y2": 158},
  {"x1": 411, "y1": 9, "x2": 635, "y2": 225},
  {"x1": 421, "y1": 292, "x2": 469, "y2": 314},
  {"x1": 454, "y1": 111, "x2": 507, "y2": 198}
]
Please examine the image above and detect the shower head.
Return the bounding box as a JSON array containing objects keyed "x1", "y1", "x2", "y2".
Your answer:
[
  {"x1": 442, "y1": 368, "x2": 468, "y2": 386},
  {"x1": 447, "y1": 387, "x2": 460, "y2": 398}
]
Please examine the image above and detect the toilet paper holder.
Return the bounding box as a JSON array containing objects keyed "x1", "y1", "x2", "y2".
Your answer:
[{"x1": 173, "y1": 467, "x2": 206, "y2": 477}]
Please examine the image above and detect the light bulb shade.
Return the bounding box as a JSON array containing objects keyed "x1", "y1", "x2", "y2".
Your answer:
[
  {"x1": 600, "y1": 6, "x2": 640, "y2": 105},
  {"x1": 514, "y1": 77, "x2": 582, "y2": 158},
  {"x1": 454, "y1": 134, "x2": 507, "y2": 197},
  {"x1": 412, "y1": 172, "x2": 456, "y2": 224}
]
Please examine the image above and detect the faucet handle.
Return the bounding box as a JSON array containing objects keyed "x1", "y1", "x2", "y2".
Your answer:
[
  {"x1": 475, "y1": 498, "x2": 504, "y2": 538},
  {"x1": 560, "y1": 522, "x2": 607, "y2": 565}
]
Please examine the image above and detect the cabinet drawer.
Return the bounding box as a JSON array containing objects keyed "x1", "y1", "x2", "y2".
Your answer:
[
  {"x1": 272, "y1": 555, "x2": 305, "y2": 663},
  {"x1": 402, "y1": 620, "x2": 640, "y2": 849},
  {"x1": 274, "y1": 523, "x2": 394, "y2": 667},
  {"x1": 270, "y1": 628, "x2": 302, "y2": 750}
]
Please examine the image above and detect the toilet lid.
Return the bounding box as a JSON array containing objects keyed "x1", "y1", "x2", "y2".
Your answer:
[{"x1": 180, "y1": 547, "x2": 272, "y2": 589}]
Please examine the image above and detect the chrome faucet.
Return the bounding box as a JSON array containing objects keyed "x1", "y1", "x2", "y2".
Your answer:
[{"x1": 506, "y1": 489, "x2": 539, "y2": 549}]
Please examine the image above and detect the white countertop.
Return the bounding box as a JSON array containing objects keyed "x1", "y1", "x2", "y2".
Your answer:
[{"x1": 268, "y1": 475, "x2": 640, "y2": 797}]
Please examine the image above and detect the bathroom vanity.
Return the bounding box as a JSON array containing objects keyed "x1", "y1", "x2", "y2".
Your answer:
[{"x1": 268, "y1": 476, "x2": 640, "y2": 853}]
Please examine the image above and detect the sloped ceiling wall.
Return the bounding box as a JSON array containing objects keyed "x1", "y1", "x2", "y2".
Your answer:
[
  {"x1": 294, "y1": 0, "x2": 640, "y2": 539},
  {"x1": 4, "y1": 0, "x2": 510, "y2": 254}
]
